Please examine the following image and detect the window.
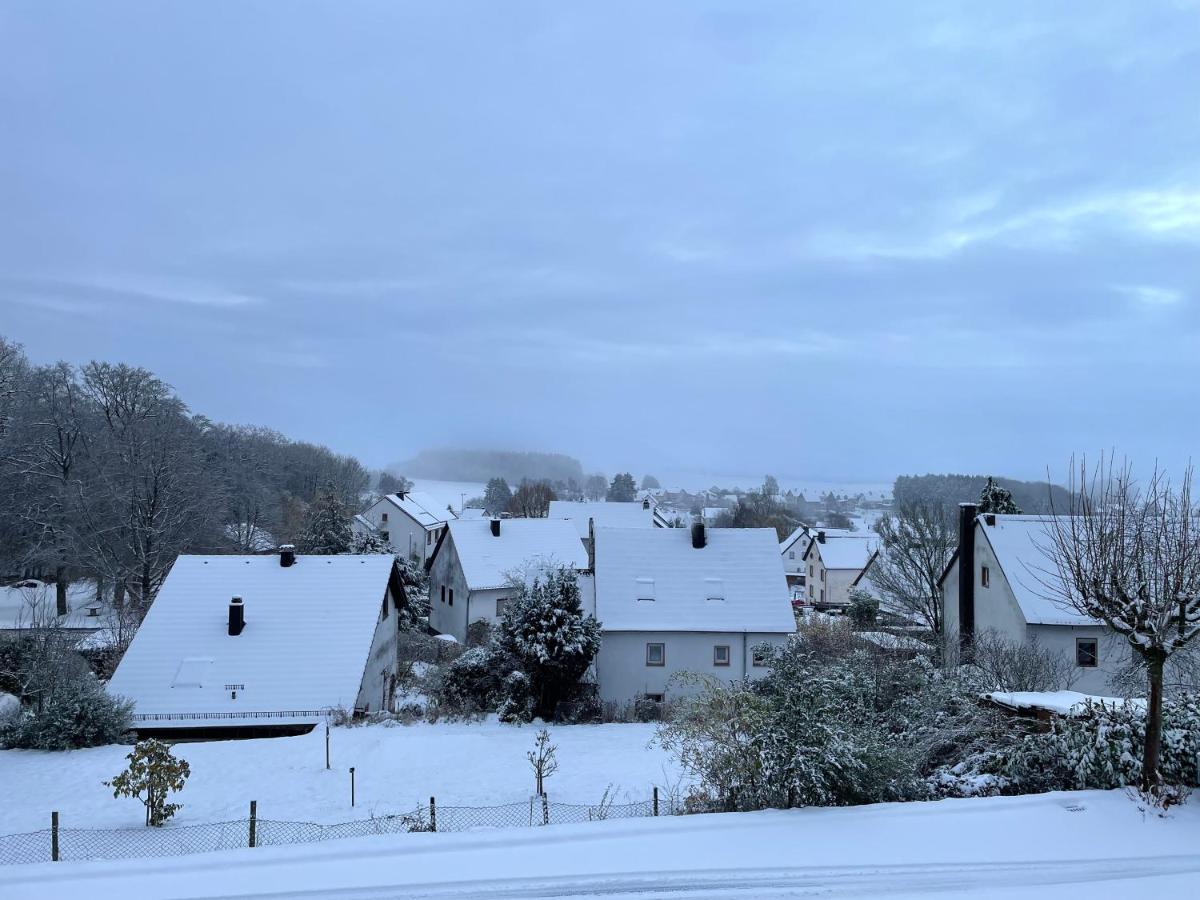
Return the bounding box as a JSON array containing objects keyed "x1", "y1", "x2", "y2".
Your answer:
[
  {"x1": 809, "y1": 564, "x2": 814, "y2": 577},
  {"x1": 820, "y1": 569, "x2": 826, "y2": 582},
  {"x1": 704, "y1": 577, "x2": 724, "y2": 601},
  {"x1": 427, "y1": 531, "x2": 432, "y2": 545},
  {"x1": 643, "y1": 693, "x2": 664, "y2": 703},
  {"x1": 820, "y1": 589, "x2": 825, "y2": 603},
  {"x1": 789, "y1": 551, "x2": 795, "y2": 560},
  {"x1": 1076, "y1": 638, "x2": 1099, "y2": 668},
  {"x1": 809, "y1": 585, "x2": 814, "y2": 599},
  {"x1": 448, "y1": 588, "x2": 454, "y2": 607},
  {"x1": 636, "y1": 577, "x2": 655, "y2": 601},
  {"x1": 381, "y1": 512, "x2": 388, "y2": 523},
  {"x1": 496, "y1": 597, "x2": 507, "y2": 618},
  {"x1": 713, "y1": 645, "x2": 731, "y2": 667},
  {"x1": 646, "y1": 643, "x2": 665, "y2": 666},
  {"x1": 752, "y1": 647, "x2": 769, "y2": 667},
  {"x1": 980, "y1": 565, "x2": 990, "y2": 588},
  {"x1": 440, "y1": 585, "x2": 446, "y2": 604}
]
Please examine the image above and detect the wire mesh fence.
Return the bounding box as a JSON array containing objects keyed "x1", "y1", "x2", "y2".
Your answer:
[{"x1": 0, "y1": 792, "x2": 689, "y2": 866}]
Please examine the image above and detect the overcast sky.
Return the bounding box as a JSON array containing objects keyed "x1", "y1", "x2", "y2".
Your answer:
[{"x1": 1, "y1": 2, "x2": 1197, "y2": 486}]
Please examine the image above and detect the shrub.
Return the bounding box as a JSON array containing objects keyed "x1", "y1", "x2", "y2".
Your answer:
[
  {"x1": 1, "y1": 673, "x2": 133, "y2": 750},
  {"x1": 106, "y1": 739, "x2": 191, "y2": 826},
  {"x1": 847, "y1": 589, "x2": 879, "y2": 629},
  {"x1": 431, "y1": 647, "x2": 505, "y2": 717}
]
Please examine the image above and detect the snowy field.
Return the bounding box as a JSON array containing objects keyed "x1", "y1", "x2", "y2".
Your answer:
[
  {"x1": 8, "y1": 790, "x2": 1200, "y2": 898},
  {"x1": 0, "y1": 720, "x2": 675, "y2": 833}
]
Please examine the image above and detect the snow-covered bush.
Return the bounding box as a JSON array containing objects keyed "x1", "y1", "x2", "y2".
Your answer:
[
  {"x1": 659, "y1": 643, "x2": 1003, "y2": 811},
  {"x1": 1, "y1": 673, "x2": 133, "y2": 750},
  {"x1": 494, "y1": 566, "x2": 601, "y2": 721},
  {"x1": 430, "y1": 646, "x2": 505, "y2": 717},
  {"x1": 847, "y1": 588, "x2": 879, "y2": 629}
]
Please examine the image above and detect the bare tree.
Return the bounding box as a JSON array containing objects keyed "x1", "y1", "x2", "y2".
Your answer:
[
  {"x1": 507, "y1": 480, "x2": 556, "y2": 518},
  {"x1": 871, "y1": 500, "x2": 957, "y2": 634},
  {"x1": 1040, "y1": 457, "x2": 1200, "y2": 791},
  {"x1": 969, "y1": 629, "x2": 1076, "y2": 692},
  {"x1": 526, "y1": 728, "x2": 559, "y2": 796}
]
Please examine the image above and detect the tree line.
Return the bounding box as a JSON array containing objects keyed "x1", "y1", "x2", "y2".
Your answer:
[{"x1": 0, "y1": 336, "x2": 370, "y2": 610}]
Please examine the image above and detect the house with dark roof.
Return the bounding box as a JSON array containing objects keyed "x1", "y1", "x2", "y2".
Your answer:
[{"x1": 940, "y1": 505, "x2": 1121, "y2": 694}]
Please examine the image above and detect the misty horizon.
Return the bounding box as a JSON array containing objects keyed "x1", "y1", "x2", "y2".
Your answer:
[{"x1": 2, "y1": 3, "x2": 1196, "y2": 485}]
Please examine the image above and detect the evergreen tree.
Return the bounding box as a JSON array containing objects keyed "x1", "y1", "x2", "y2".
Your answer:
[
  {"x1": 607, "y1": 472, "x2": 637, "y2": 502},
  {"x1": 483, "y1": 477, "x2": 513, "y2": 516},
  {"x1": 349, "y1": 529, "x2": 393, "y2": 554},
  {"x1": 495, "y1": 567, "x2": 601, "y2": 720},
  {"x1": 296, "y1": 485, "x2": 352, "y2": 554},
  {"x1": 641, "y1": 474, "x2": 661, "y2": 490},
  {"x1": 978, "y1": 476, "x2": 1021, "y2": 514}
]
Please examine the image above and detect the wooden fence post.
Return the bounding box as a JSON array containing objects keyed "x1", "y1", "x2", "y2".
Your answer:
[
  {"x1": 51, "y1": 811, "x2": 59, "y2": 862},
  {"x1": 349, "y1": 767, "x2": 356, "y2": 807},
  {"x1": 429, "y1": 796, "x2": 437, "y2": 832},
  {"x1": 325, "y1": 724, "x2": 330, "y2": 770},
  {"x1": 249, "y1": 801, "x2": 257, "y2": 848},
  {"x1": 653, "y1": 787, "x2": 659, "y2": 816}
]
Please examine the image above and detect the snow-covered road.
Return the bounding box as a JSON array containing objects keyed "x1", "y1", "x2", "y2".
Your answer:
[{"x1": 7, "y1": 791, "x2": 1200, "y2": 899}]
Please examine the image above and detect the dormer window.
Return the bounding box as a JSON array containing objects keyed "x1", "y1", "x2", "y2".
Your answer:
[
  {"x1": 704, "y1": 577, "x2": 724, "y2": 602},
  {"x1": 636, "y1": 577, "x2": 655, "y2": 601}
]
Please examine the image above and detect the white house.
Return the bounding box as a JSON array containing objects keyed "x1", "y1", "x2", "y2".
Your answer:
[
  {"x1": 426, "y1": 517, "x2": 592, "y2": 642},
  {"x1": 592, "y1": 523, "x2": 796, "y2": 705},
  {"x1": 106, "y1": 548, "x2": 403, "y2": 738},
  {"x1": 941, "y1": 506, "x2": 1121, "y2": 694},
  {"x1": 547, "y1": 499, "x2": 671, "y2": 538},
  {"x1": 356, "y1": 491, "x2": 455, "y2": 564},
  {"x1": 801, "y1": 531, "x2": 879, "y2": 609}
]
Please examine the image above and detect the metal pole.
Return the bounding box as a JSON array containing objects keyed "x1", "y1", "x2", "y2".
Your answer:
[
  {"x1": 325, "y1": 723, "x2": 330, "y2": 770},
  {"x1": 51, "y1": 811, "x2": 59, "y2": 862},
  {"x1": 350, "y1": 767, "x2": 355, "y2": 807},
  {"x1": 249, "y1": 801, "x2": 257, "y2": 848},
  {"x1": 430, "y1": 796, "x2": 437, "y2": 832},
  {"x1": 653, "y1": 787, "x2": 659, "y2": 817}
]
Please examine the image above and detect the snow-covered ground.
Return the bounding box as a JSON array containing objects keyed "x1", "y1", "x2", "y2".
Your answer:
[
  {"x1": 0, "y1": 720, "x2": 675, "y2": 833},
  {"x1": 8, "y1": 790, "x2": 1200, "y2": 898}
]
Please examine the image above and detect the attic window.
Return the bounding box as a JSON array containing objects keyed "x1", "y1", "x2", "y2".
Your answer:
[
  {"x1": 704, "y1": 577, "x2": 724, "y2": 602},
  {"x1": 636, "y1": 577, "x2": 656, "y2": 601},
  {"x1": 172, "y1": 657, "x2": 214, "y2": 689}
]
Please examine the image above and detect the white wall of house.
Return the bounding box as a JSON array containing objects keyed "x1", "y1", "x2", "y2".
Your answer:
[
  {"x1": 355, "y1": 586, "x2": 400, "y2": 713},
  {"x1": 360, "y1": 498, "x2": 445, "y2": 565},
  {"x1": 594, "y1": 630, "x2": 790, "y2": 704},
  {"x1": 943, "y1": 545, "x2": 1124, "y2": 695}
]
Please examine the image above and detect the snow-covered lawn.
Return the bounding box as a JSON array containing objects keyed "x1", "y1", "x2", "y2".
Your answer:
[
  {"x1": 0, "y1": 720, "x2": 676, "y2": 833},
  {"x1": 8, "y1": 790, "x2": 1200, "y2": 899}
]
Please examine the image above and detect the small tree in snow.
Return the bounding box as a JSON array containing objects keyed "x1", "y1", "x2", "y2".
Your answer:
[
  {"x1": 847, "y1": 588, "x2": 879, "y2": 630},
  {"x1": 106, "y1": 739, "x2": 191, "y2": 826},
  {"x1": 527, "y1": 728, "x2": 559, "y2": 795},
  {"x1": 1041, "y1": 457, "x2": 1200, "y2": 792},
  {"x1": 978, "y1": 476, "x2": 1021, "y2": 515}
]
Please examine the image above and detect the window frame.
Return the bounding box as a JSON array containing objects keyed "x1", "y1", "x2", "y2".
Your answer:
[
  {"x1": 1076, "y1": 637, "x2": 1099, "y2": 668},
  {"x1": 495, "y1": 597, "x2": 507, "y2": 618},
  {"x1": 713, "y1": 644, "x2": 731, "y2": 667},
  {"x1": 448, "y1": 588, "x2": 454, "y2": 607},
  {"x1": 751, "y1": 647, "x2": 770, "y2": 668},
  {"x1": 646, "y1": 642, "x2": 666, "y2": 667},
  {"x1": 981, "y1": 565, "x2": 990, "y2": 588}
]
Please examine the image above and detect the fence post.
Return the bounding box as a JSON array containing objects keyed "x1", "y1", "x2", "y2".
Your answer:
[
  {"x1": 249, "y1": 801, "x2": 257, "y2": 848},
  {"x1": 429, "y1": 796, "x2": 437, "y2": 832},
  {"x1": 652, "y1": 787, "x2": 659, "y2": 816},
  {"x1": 541, "y1": 793, "x2": 550, "y2": 826},
  {"x1": 325, "y1": 724, "x2": 330, "y2": 770},
  {"x1": 349, "y1": 767, "x2": 356, "y2": 807},
  {"x1": 51, "y1": 811, "x2": 59, "y2": 862}
]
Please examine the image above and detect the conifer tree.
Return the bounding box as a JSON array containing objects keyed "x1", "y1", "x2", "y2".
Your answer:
[
  {"x1": 296, "y1": 484, "x2": 352, "y2": 554},
  {"x1": 978, "y1": 476, "x2": 1021, "y2": 514}
]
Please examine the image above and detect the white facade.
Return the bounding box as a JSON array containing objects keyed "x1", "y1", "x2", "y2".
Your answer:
[
  {"x1": 593, "y1": 525, "x2": 796, "y2": 704},
  {"x1": 942, "y1": 513, "x2": 1123, "y2": 695},
  {"x1": 358, "y1": 492, "x2": 454, "y2": 565},
  {"x1": 802, "y1": 533, "x2": 878, "y2": 608}
]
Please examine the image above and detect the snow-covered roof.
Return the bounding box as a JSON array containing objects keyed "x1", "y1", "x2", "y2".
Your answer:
[
  {"x1": 380, "y1": 492, "x2": 456, "y2": 529},
  {"x1": 547, "y1": 500, "x2": 665, "y2": 538},
  {"x1": 107, "y1": 554, "x2": 396, "y2": 726},
  {"x1": 976, "y1": 515, "x2": 1095, "y2": 626},
  {"x1": 811, "y1": 534, "x2": 878, "y2": 570},
  {"x1": 984, "y1": 690, "x2": 1143, "y2": 716},
  {"x1": 443, "y1": 518, "x2": 589, "y2": 591},
  {"x1": 594, "y1": 526, "x2": 796, "y2": 633},
  {"x1": 0, "y1": 580, "x2": 111, "y2": 632}
]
